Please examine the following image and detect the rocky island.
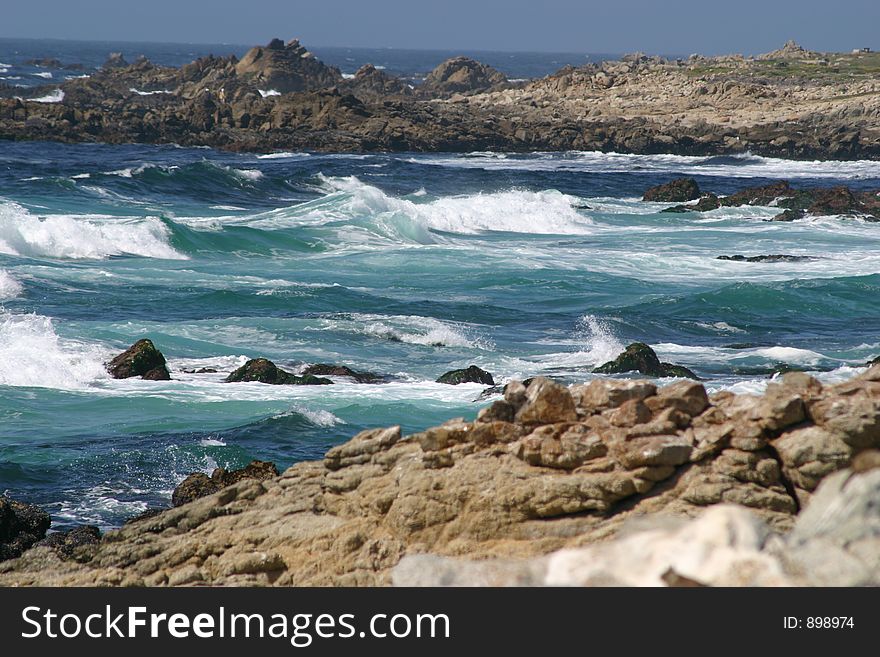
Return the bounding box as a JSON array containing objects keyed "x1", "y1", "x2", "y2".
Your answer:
[{"x1": 3, "y1": 38, "x2": 880, "y2": 158}]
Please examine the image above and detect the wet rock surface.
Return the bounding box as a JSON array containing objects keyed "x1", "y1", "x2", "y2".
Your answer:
[
  {"x1": 594, "y1": 342, "x2": 699, "y2": 379},
  {"x1": 106, "y1": 339, "x2": 170, "y2": 380},
  {"x1": 225, "y1": 358, "x2": 332, "y2": 385},
  {"x1": 2, "y1": 365, "x2": 879, "y2": 585},
  {"x1": 0, "y1": 497, "x2": 51, "y2": 561},
  {"x1": 436, "y1": 365, "x2": 495, "y2": 385},
  {"x1": 171, "y1": 461, "x2": 279, "y2": 507}
]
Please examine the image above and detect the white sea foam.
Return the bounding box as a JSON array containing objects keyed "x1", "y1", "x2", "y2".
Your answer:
[
  {"x1": 410, "y1": 151, "x2": 880, "y2": 180},
  {"x1": 259, "y1": 89, "x2": 281, "y2": 97},
  {"x1": 33, "y1": 71, "x2": 53, "y2": 79},
  {"x1": 199, "y1": 438, "x2": 227, "y2": 447},
  {"x1": 341, "y1": 73, "x2": 356, "y2": 79},
  {"x1": 0, "y1": 200, "x2": 186, "y2": 260},
  {"x1": 274, "y1": 405, "x2": 345, "y2": 427},
  {"x1": 129, "y1": 88, "x2": 173, "y2": 96},
  {"x1": 28, "y1": 89, "x2": 64, "y2": 103},
  {"x1": 256, "y1": 151, "x2": 311, "y2": 159},
  {"x1": 0, "y1": 312, "x2": 109, "y2": 389},
  {"x1": 570, "y1": 315, "x2": 625, "y2": 365},
  {"x1": 311, "y1": 313, "x2": 494, "y2": 350},
  {"x1": 0, "y1": 269, "x2": 23, "y2": 299},
  {"x1": 231, "y1": 168, "x2": 263, "y2": 181}
]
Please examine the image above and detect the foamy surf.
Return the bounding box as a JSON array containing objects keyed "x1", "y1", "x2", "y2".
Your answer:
[{"x1": 0, "y1": 201, "x2": 186, "y2": 260}]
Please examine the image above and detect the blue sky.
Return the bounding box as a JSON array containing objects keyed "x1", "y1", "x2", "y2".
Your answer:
[{"x1": 2, "y1": 0, "x2": 878, "y2": 55}]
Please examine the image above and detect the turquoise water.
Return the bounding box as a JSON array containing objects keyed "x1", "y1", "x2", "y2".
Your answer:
[{"x1": 1, "y1": 141, "x2": 879, "y2": 528}]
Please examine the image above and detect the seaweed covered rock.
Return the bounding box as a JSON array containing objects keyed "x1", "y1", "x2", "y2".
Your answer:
[
  {"x1": 0, "y1": 497, "x2": 51, "y2": 561},
  {"x1": 225, "y1": 358, "x2": 332, "y2": 385},
  {"x1": 643, "y1": 178, "x2": 701, "y2": 203},
  {"x1": 171, "y1": 460, "x2": 279, "y2": 507},
  {"x1": 436, "y1": 365, "x2": 495, "y2": 385},
  {"x1": 106, "y1": 339, "x2": 171, "y2": 380},
  {"x1": 35, "y1": 526, "x2": 101, "y2": 559},
  {"x1": 594, "y1": 342, "x2": 698, "y2": 379}
]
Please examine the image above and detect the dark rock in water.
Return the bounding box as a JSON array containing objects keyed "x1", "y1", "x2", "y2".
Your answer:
[
  {"x1": 302, "y1": 363, "x2": 384, "y2": 383},
  {"x1": 172, "y1": 460, "x2": 279, "y2": 507},
  {"x1": 721, "y1": 181, "x2": 794, "y2": 207},
  {"x1": 643, "y1": 178, "x2": 701, "y2": 203},
  {"x1": 723, "y1": 342, "x2": 769, "y2": 350},
  {"x1": 717, "y1": 254, "x2": 816, "y2": 263},
  {"x1": 771, "y1": 209, "x2": 806, "y2": 222},
  {"x1": 106, "y1": 339, "x2": 171, "y2": 380},
  {"x1": 182, "y1": 367, "x2": 218, "y2": 374},
  {"x1": 225, "y1": 358, "x2": 332, "y2": 385},
  {"x1": 0, "y1": 496, "x2": 51, "y2": 561},
  {"x1": 103, "y1": 52, "x2": 128, "y2": 69},
  {"x1": 661, "y1": 204, "x2": 692, "y2": 213},
  {"x1": 594, "y1": 342, "x2": 699, "y2": 380},
  {"x1": 420, "y1": 56, "x2": 508, "y2": 96},
  {"x1": 235, "y1": 38, "x2": 342, "y2": 93},
  {"x1": 437, "y1": 365, "x2": 495, "y2": 385},
  {"x1": 695, "y1": 193, "x2": 721, "y2": 211},
  {"x1": 868, "y1": 355, "x2": 880, "y2": 367},
  {"x1": 35, "y1": 526, "x2": 101, "y2": 559}
]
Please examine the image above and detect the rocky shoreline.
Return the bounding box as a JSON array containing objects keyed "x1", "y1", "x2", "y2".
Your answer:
[
  {"x1": 2, "y1": 359, "x2": 878, "y2": 586},
  {"x1": 2, "y1": 38, "x2": 880, "y2": 159}
]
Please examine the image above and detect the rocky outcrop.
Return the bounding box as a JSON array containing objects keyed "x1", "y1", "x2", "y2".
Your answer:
[
  {"x1": 341, "y1": 64, "x2": 413, "y2": 99},
  {"x1": 103, "y1": 52, "x2": 128, "y2": 69},
  {"x1": 234, "y1": 38, "x2": 342, "y2": 93},
  {"x1": 0, "y1": 497, "x2": 51, "y2": 561},
  {"x1": 420, "y1": 56, "x2": 508, "y2": 97},
  {"x1": 643, "y1": 178, "x2": 701, "y2": 202},
  {"x1": 436, "y1": 365, "x2": 495, "y2": 385},
  {"x1": 171, "y1": 461, "x2": 279, "y2": 507},
  {"x1": 594, "y1": 342, "x2": 698, "y2": 379},
  {"x1": 35, "y1": 526, "x2": 101, "y2": 559},
  {"x1": 3, "y1": 365, "x2": 879, "y2": 586},
  {"x1": 106, "y1": 339, "x2": 171, "y2": 380},
  {"x1": 301, "y1": 364, "x2": 384, "y2": 383},
  {"x1": 225, "y1": 358, "x2": 332, "y2": 385}
]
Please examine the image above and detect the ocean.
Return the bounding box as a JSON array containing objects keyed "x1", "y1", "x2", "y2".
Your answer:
[{"x1": 1, "y1": 41, "x2": 880, "y2": 531}]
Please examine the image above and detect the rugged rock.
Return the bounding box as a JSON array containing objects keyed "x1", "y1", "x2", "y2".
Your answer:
[
  {"x1": 103, "y1": 52, "x2": 128, "y2": 69},
  {"x1": 341, "y1": 64, "x2": 413, "y2": 99},
  {"x1": 0, "y1": 497, "x2": 51, "y2": 561},
  {"x1": 106, "y1": 339, "x2": 171, "y2": 380},
  {"x1": 643, "y1": 178, "x2": 701, "y2": 202},
  {"x1": 420, "y1": 56, "x2": 508, "y2": 96},
  {"x1": 234, "y1": 38, "x2": 342, "y2": 93},
  {"x1": 436, "y1": 365, "x2": 495, "y2": 385},
  {"x1": 717, "y1": 254, "x2": 816, "y2": 263},
  {"x1": 171, "y1": 461, "x2": 279, "y2": 507},
  {"x1": 1, "y1": 367, "x2": 879, "y2": 585},
  {"x1": 225, "y1": 358, "x2": 332, "y2": 385},
  {"x1": 594, "y1": 342, "x2": 699, "y2": 379},
  {"x1": 35, "y1": 526, "x2": 101, "y2": 559},
  {"x1": 301, "y1": 364, "x2": 384, "y2": 383}
]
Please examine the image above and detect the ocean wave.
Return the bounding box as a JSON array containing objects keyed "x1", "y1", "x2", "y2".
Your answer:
[
  {"x1": 33, "y1": 71, "x2": 53, "y2": 79},
  {"x1": 256, "y1": 152, "x2": 311, "y2": 159},
  {"x1": 272, "y1": 405, "x2": 345, "y2": 427},
  {"x1": 0, "y1": 200, "x2": 186, "y2": 260},
  {"x1": 0, "y1": 312, "x2": 109, "y2": 389},
  {"x1": 312, "y1": 313, "x2": 495, "y2": 350},
  {"x1": 410, "y1": 151, "x2": 880, "y2": 180},
  {"x1": 0, "y1": 269, "x2": 22, "y2": 300},
  {"x1": 103, "y1": 161, "x2": 263, "y2": 183},
  {"x1": 27, "y1": 89, "x2": 64, "y2": 103}
]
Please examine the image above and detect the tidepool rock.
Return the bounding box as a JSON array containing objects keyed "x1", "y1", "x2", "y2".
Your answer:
[
  {"x1": 225, "y1": 358, "x2": 332, "y2": 385},
  {"x1": 301, "y1": 364, "x2": 384, "y2": 383},
  {"x1": 594, "y1": 342, "x2": 699, "y2": 379},
  {"x1": 106, "y1": 339, "x2": 171, "y2": 380},
  {"x1": 0, "y1": 497, "x2": 51, "y2": 562},
  {"x1": 436, "y1": 365, "x2": 495, "y2": 385},
  {"x1": 171, "y1": 460, "x2": 279, "y2": 507},
  {"x1": 643, "y1": 178, "x2": 701, "y2": 203},
  {"x1": 35, "y1": 526, "x2": 101, "y2": 559}
]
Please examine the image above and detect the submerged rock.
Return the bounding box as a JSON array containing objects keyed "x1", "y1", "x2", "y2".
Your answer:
[
  {"x1": 594, "y1": 342, "x2": 699, "y2": 379},
  {"x1": 301, "y1": 363, "x2": 384, "y2": 383},
  {"x1": 643, "y1": 178, "x2": 701, "y2": 203},
  {"x1": 106, "y1": 339, "x2": 171, "y2": 380},
  {"x1": 225, "y1": 358, "x2": 332, "y2": 385},
  {"x1": 0, "y1": 497, "x2": 51, "y2": 562},
  {"x1": 436, "y1": 365, "x2": 495, "y2": 385},
  {"x1": 717, "y1": 254, "x2": 816, "y2": 263},
  {"x1": 172, "y1": 460, "x2": 279, "y2": 507}
]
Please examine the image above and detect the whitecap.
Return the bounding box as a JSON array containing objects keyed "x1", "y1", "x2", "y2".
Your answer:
[
  {"x1": 28, "y1": 89, "x2": 64, "y2": 103},
  {"x1": 0, "y1": 269, "x2": 23, "y2": 299},
  {"x1": 259, "y1": 89, "x2": 281, "y2": 97}
]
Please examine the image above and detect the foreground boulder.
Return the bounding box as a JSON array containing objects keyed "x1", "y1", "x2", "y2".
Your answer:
[
  {"x1": 643, "y1": 178, "x2": 701, "y2": 203},
  {"x1": 594, "y1": 342, "x2": 698, "y2": 379},
  {"x1": 436, "y1": 365, "x2": 495, "y2": 385},
  {"x1": 2, "y1": 367, "x2": 879, "y2": 586},
  {"x1": 225, "y1": 358, "x2": 332, "y2": 385},
  {"x1": 106, "y1": 339, "x2": 171, "y2": 380},
  {"x1": 35, "y1": 526, "x2": 101, "y2": 559},
  {"x1": 0, "y1": 497, "x2": 50, "y2": 561},
  {"x1": 171, "y1": 461, "x2": 279, "y2": 507}
]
